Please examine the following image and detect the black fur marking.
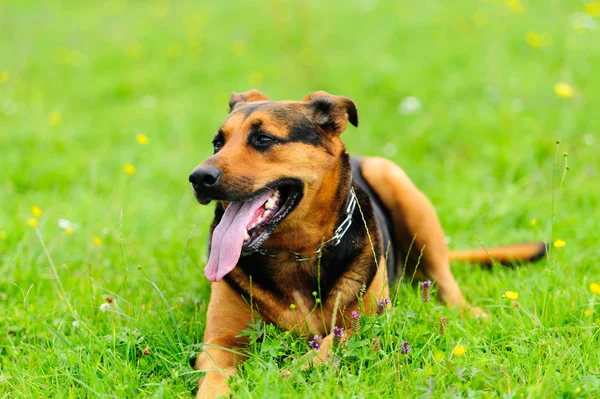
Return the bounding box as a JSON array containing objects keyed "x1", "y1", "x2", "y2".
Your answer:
[{"x1": 287, "y1": 118, "x2": 323, "y2": 146}]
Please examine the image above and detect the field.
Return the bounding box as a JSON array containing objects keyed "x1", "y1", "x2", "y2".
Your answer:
[{"x1": 1, "y1": 0, "x2": 600, "y2": 397}]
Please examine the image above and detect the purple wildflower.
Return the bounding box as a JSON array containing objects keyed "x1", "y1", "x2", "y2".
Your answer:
[
  {"x1": 309, "y1": 335, "x2": 321, "y2": 351},
  {"x1": 439, "y1": 317, "x2": 447, "y2": 336},
  {"x1": 332, "y1": 326, "x2": 344, "y2": 348},
  {"x1": 351, "y1": 310, "x2": 361, "y2": 333},
  {"x1": 421, "y1": 280, "x2": 432, "y2": 303},
  {"x1": 376, "y1": 300, "x2": 385, "y2": 315},
  {"x1": 401, "y1": 340, "x2": 411, "y2": 354}
]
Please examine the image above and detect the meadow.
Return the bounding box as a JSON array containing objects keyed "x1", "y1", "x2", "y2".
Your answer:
[{"x1": 1, "y1": 0, "x2": 600, "y2": 397}]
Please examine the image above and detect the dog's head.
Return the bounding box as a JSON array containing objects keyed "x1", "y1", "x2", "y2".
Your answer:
[{"x1": 189, "y1": 89, "x2": 358, "y2": 282}]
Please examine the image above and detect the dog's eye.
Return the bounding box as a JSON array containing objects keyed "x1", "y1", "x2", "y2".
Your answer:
[
  {"x1": 254, "y1": 135, "x2": 275, "y2": 147},
  {"x1": 213, "y1": 140, "x2": 223, "y2": 153}
]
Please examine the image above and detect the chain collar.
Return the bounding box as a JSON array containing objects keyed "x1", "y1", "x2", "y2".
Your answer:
[{"x1": 252, "y1": 189, "x2": 358, "y2": 262}]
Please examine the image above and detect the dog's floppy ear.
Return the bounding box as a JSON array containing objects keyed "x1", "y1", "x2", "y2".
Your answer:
[
  {"x1": 302, "y1": 91, "x2": 358, "y2": 134},
  {"x1": 229, "y1": 89, "x2": 270, "y2": 111}
]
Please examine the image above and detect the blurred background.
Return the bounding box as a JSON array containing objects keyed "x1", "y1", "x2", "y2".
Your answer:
[{"x1": 1, "y1": 0, "x2": 599, "y2": 396}]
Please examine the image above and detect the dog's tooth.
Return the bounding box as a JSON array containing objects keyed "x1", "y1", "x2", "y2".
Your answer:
[
  {"x1": 265, "y1": 198, "x2": 275, "y2": 210},
  {"x1": 244, "y1": 230, "x2": 250, "y2": 240}
]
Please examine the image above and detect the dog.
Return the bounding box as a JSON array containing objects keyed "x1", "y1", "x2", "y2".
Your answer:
[{"x1": 188, "y1": 89, "x2": 546, "y2": 398}]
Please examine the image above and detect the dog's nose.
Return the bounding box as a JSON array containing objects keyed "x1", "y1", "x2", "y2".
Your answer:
[{"x1": 189, "y1": 166, "x2": 221, "y2": 190}]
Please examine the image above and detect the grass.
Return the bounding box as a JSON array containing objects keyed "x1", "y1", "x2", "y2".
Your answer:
[{"x1": 1, "y1": 0, "x2": 600, "y2": 397}]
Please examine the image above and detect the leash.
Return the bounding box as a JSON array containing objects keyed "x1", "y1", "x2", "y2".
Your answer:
[{"x1": 253, "y1": 189, "x2": 358, "y2": 262}]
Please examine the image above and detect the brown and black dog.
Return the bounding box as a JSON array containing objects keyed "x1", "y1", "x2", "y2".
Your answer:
[{"x1": 188, "y1": 89, "x2": 546, "y2": 398}]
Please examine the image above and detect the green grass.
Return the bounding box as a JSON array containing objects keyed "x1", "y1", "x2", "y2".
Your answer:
[{"x1": 1, "y1": 0, "x2": 600, "y2": 397}]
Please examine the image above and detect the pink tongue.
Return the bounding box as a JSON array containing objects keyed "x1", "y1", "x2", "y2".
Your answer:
[{"x1": 205, "y1": 189, "x2": 274, "y2": 282}]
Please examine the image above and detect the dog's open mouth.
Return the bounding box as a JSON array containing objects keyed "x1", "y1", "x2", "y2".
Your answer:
[{"x1": 204, "y1": 183, "x2": 302, "y2": 282}]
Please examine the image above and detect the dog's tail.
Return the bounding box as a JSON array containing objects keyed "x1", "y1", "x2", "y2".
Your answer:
[{"x1": 449, "y1": 242, "x2": 547, "y2": 265}]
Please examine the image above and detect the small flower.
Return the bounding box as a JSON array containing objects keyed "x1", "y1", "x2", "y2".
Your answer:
[
  {"x1": 65, "y1": 227, "x2": 74, "y2": 235},
  {"x1": 525, "y1": 32, "x2": 551, "y2": 48},
  {"x1": 0, "y1": 231, "x2": 7, "y2": 240},
  {"x1": 576, "y1": 387, "x2": 582, "y2": 394},
  {"x1": 529, "y1": 218, "x2": 537, "y2": 226},
  {"x1": 421, "y1": 280, "x2": 432, "y2": 303},
  {"x1": 27, "y1": 218, "x2": 39, "y2": 228},
  {"x1": 99, "y1": 303, "x2": 110, "y2": 312},
  {"x1": 503, "y1": 291, "x2": 519, "y2": 300},
  {"x1": 137, "y1": 264, "x2": 143, "y2": 270},
  {"x1": 376, "y1": 299, "x2": 385, "y2": 315},
  {"x1": 289, "y1": 303, "x2": 296, "y2": 310},
  {"x1": 439, "y1": 317, "x2": 447, "y2": 336},
  {"x1": 72, "y1": 320, "x2": 80, "y2": 328},
  {"x1": 584, "y1": 309, "x2": 592, "y2": 317},
  {"x1": 554, "y1": 83, "x2": 574, "y2": 99},
  {"x1": 351, "y1": 310, "x2": 361, "y2": 333},
  {"x1": 123, "y1": 163, "x2": 136, "y2": 175},
  {"x1": 32, "y1": 206, "x2": 43, "y2": 218},
  {"x1": 0, "y1": 71, "x2": 9, "y2": 83},
  {"x1": 453, "y1": 344, "x2": 467, "y2": 357},
  {"x1": 136, "y1": 134, "x2": 149, "y2": 145},
  {"x1": 401, "y1": 340, "x2": 411, "y2": 354},
  {"x1": 371, "y1": 337, "x2": 381, "y2": 352},
  {"x1": 49, "y1": 111, "x2": 62, "y2": 126},
  {"x1": 309, "y1": 335, "x2": 321, "y2": 351},
  {"x1": 57, "y1": 219, "x2": 72, "y2": 229},
  {"x1": 105, "y1": 296, "x2": 114, "y2": 304},
  {"x1": 142, "y1": 345, "x2": 151, "y2": 356},
  {"x1": 553, "y1": 239, "x2": 566, "y2": 248},
  {"x1": 398, "y1": 96, "x2": 422, "y2": 115},
  {"x1": 590, "y1": 282, "x2": 600, "y2": 295},
  {"x1": 92, "y1": 236, "x2": 102, "y2": 246},
  {"x1": 507, "y1": 0, "x2": 524, "y2": 13},
  {"x1": 332, "y1": 326, "x2": 344, "y2": 348},
  {"x1": 586, "y1": 1, "x2": 600, "y2": 17}
]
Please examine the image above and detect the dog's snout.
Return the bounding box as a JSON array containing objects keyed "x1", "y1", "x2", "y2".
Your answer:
[{"x1": 189, "y1": 166, "x2": 222, "y2": 189}]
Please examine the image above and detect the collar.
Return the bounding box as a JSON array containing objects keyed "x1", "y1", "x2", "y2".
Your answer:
[{"x1": 251, "y1": 188, "x2": 358, "y2": 262}]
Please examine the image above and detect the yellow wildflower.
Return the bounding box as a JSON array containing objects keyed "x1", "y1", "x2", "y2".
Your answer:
[
  {"x1": 529, "y1": 218, "x2": 537, "y2": 226},
  {"x1": 576, "y1": 387, "x2": 582, "y2": 394},
  {"x1": 136, "y1": 134, "x2": 149, "y2": 145},
  {"x1": 453, "y1": 344, "x2": 467, "y2": 357},
  {"x1": 507, "y1": 0, "x2": 524, "y2": 13},
  {"x1": 248, "y1": 71, "x2": 264, "y2": 88},
  {"x1": 554, "y1": 83, "x2": 574, "y2": 99},
  {"x1": 0, "y1": 231, "x2": 7, "y2": 240},
  {"x1": 0, "y1": 71, "x2": 9, "y2": 83},
  {"x1": 65, "y1": 227, "x2": 74, "y2": 235},
  {"x1": 27, "y1": 218, "x2": 39, "y2": 228},
  {"x1": 585, "y1": 1, "x2": 600, "y2": 17},
  {"x1": 503, "y1": 291, "x2": 519, "y2": 300},
  {"x1": 92, "y1": 236, "x2": 102, "y2": 246},
  {"x1": 124, "y1": 164, "x2": 136, "y2": 175},
  {"x1": 584, "y1": 309, "x2": 592, "y2": 317},
  {"x1": 32, "y1": 205, "x2": 42, "y2": 218},
  {"x1": 590, "y1": 282, "x2": 600, "y2": 295},
  {"x1": 553, "y1": 239, "x2": 566, "y2": 248},
  {"x1": 525, "y1": 32, "x2": 551, "y2": 48},
  {"x1": 49, "y1": 111, "x2": 62, "y2": 126}
]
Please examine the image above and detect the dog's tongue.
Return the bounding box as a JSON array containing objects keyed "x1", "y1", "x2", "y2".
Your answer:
[{"x1": 205, "y1": 189, "x2": 273, "y2": 282}]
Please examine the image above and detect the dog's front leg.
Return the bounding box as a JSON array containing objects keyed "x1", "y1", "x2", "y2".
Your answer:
[{"x1": 195, "y1": 281, "x2": 252, "y2": 399}]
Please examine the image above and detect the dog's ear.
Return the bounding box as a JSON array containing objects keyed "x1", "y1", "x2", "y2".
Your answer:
[
  {"x1": 303, "y1": 91, "x2": 358, "y2": 134},
  {"x1": 229, "y1": 89, "x2": 270, "y2": 111}
]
